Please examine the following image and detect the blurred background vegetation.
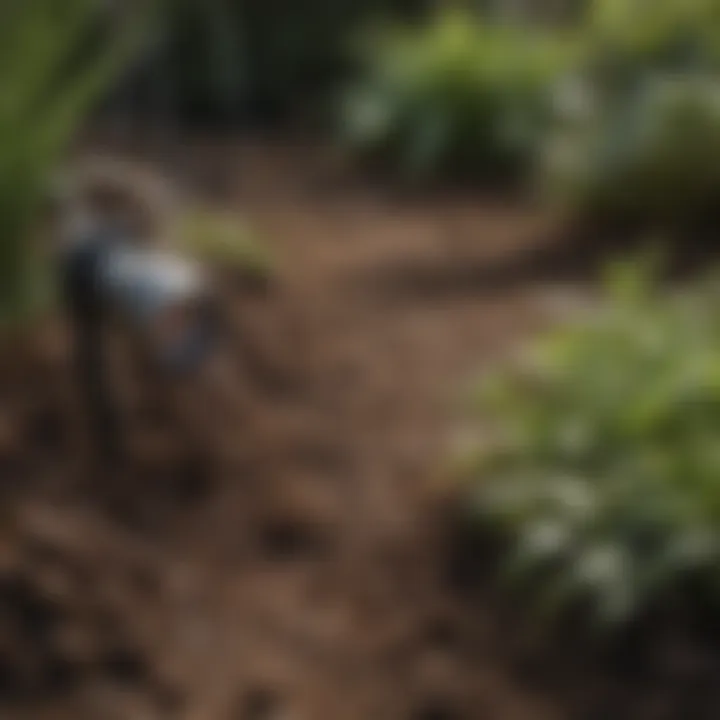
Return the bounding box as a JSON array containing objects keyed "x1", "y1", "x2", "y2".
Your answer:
[{"x1": 116, "y1": 0, "x2": 720, "y2": 213}]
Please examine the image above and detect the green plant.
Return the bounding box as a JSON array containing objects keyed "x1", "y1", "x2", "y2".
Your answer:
[
  {"x1": 0, "y1": 0, "x2": 143, "y2": 326},
  {"x1": 535, "y1": 1, "x2": 720, "y2": 221},
  {"x1": 342, "y1": 9, "x2": 576, "y2": 182},
  {"x1": 543, "y1": 74, "x2": 720, "y2": 220},
  {"x1": 179, "y1": 208, "x2": 273, "y2": 281},
  {"x1": 460, "y1": 258, "x2": 720, "y2": 628},
  {"x1": 583, "y1": 0, "x2": 720, "y2": 78}
]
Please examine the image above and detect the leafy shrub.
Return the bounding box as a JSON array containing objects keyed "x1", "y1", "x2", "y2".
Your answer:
[
  {"x1": 460, "y1": 258, "x2": 720, "y2": 628},
  {"x1": 543, "y1": 74, "x2": 720, "y2": 220},
  {"x1": 342, "y1": 9, "x2": 576, "y2": 182},
  {"x1": 583, "y1": 0, "x2": 720, "y2": 79},
  {"x1": 539, "y1": 0, "x2": 720, "y2": 221},
  {"x1": 0, "y1": 1, "x2": 142, "y2": 326}
]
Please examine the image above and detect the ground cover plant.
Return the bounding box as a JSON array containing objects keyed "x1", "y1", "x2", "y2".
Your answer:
[{"x1": 460, "y1": 257, "x2": 720, "y2": 629}]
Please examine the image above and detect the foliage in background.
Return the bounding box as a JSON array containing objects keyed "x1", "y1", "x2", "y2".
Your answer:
[
  {"x1": 542, "y1": 74, "x2": 720, "y2": 221},
  {"x1": 238, "y1": 0, "x2": 429, "y2": 124},
  {"x1": 583, "y1": 0, "x2": 720, "y2": 80},
  {"x1": 0, "y1": 0, "x2": 143, "y2": 326},
  {"x1": 460, "y1": 258, "x2": 720, "y2": 628},
  {"x1": 125, "y1": 0, "x2": 429, "y2": 126},
  {"x1": 541, "y1": 0, "x2": 720, "y2": 221},
  {"x1": 337, "y1": 0, "x2": 720, "y2": 206},
  {"x1": 151, "y1": 0, "x2": 246, "y2": 124},
  {"x1": 341, "y1": 9, "x2": 576, "y2": 182}
]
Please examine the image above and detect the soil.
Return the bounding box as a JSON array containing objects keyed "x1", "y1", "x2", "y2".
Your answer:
[{"x1": 1, "y1": 136, "x2": 719, "y2": 720}]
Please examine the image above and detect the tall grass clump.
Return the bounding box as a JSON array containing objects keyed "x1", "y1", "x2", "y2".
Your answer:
[
  {"x1": 459, "y1": 258, "x2": 720, "y2": 629},
  {"x1": 0, "y1": 0, "x2": 142, "y2": 327}
]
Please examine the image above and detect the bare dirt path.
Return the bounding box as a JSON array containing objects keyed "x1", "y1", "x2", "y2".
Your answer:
[{"x1": 147, "y1": 140, "x2": 564, "y2": 720}]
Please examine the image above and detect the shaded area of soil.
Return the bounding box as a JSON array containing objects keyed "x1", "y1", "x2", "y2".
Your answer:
[{"x1": 1, "y1": 138, "x2": 720, "y2": 719}]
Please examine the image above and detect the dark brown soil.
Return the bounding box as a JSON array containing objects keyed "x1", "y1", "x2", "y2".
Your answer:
[{"x1": 1, "y1": 137, "x2": 718, "y2": 720}]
